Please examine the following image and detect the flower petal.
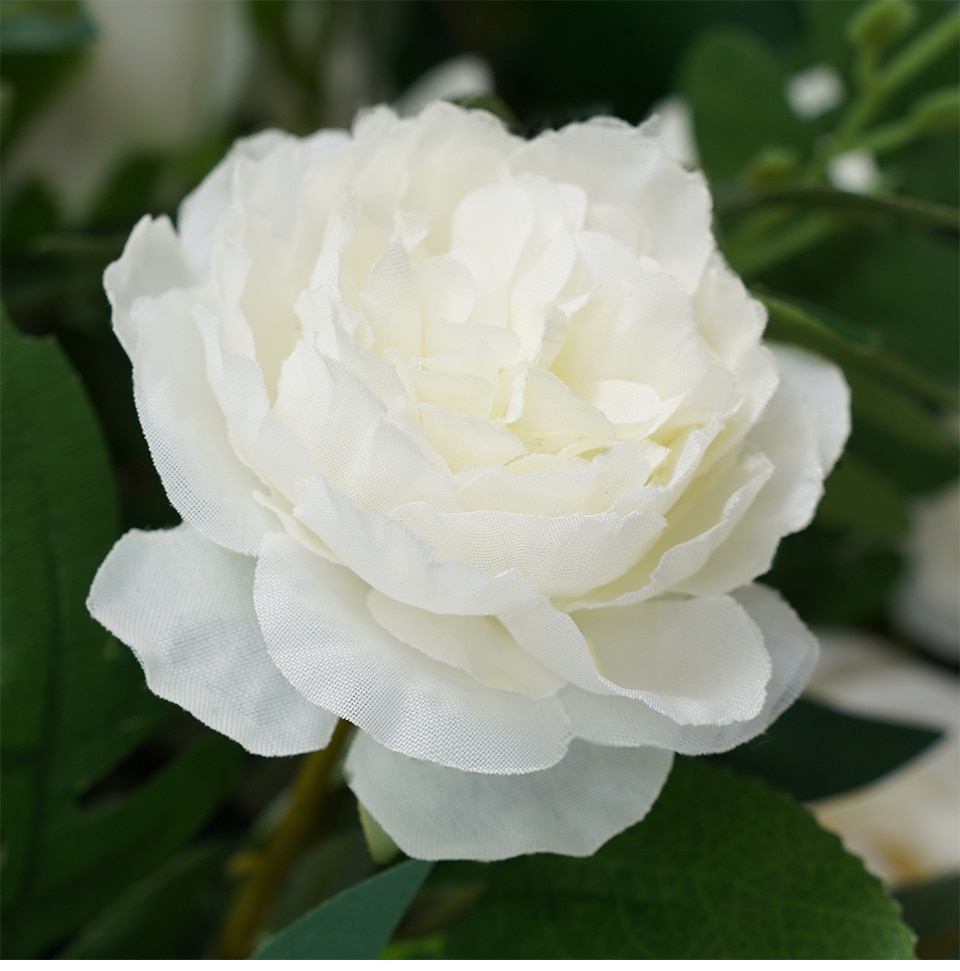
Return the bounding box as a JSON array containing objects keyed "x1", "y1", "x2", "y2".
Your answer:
[
  {"x1": 86, "y1": 524, "x2": 337, "y2": 756},
  {"x1": 254, "y1": 533, "x2": 573, "y2": 773},
  {"x1": 345, "y1": 733, "x2": 673, "y2": 860},
  {"x1": 562, "y1": 584, "x2": 818, "y2": 754},
  {"x1": 131, "y1": 295, "x2": 279, "y2": 554}
]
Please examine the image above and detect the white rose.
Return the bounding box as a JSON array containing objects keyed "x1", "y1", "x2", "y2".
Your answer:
[
  {"x1": 5, "y1": 0, "x2": 252, "y2": 222},
  {"x1": 88, "y1": 103, "x2": 849, "y2": 861},
  {"x1": 894, "y1": 481, "x2": 960, "y2": 662},
  {"x1": 808, "y1": 631, "x2": 959, "y2": 884}
]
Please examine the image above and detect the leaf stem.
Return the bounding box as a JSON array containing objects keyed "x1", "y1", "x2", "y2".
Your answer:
[{"x1": 217, "y1": 719, "x2": 354, "y2": 960}]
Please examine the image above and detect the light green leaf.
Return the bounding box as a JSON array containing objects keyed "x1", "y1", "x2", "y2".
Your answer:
[
  {"x1": 444, "y1": 760, "x2": 915, "y2": 959},
  {"x1": 0, "y1": 314, "x2": 243, "y2": 957},
  {"x1": 254, "y1": 859, "x2": 433, "y2": 960}
]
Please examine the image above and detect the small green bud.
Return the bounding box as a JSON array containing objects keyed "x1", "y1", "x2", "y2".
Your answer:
[
  {"x1": 910, "y1": 87, "x2": 960, "y2": 134},
  {"x1": 848, "y1": 0, "x2": 917, "y2": 57},
  {"x1": 745, "y1": 146, "x2": 799, "y2": 185}
]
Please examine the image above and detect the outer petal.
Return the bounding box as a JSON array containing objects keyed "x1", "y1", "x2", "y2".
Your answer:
[
  {"x1": 345, "y1": 733, "x2": 673, "y2": 861},
  {"x1": 103, "y1": 214, "x2": 201, "y2": 359},
  {"x1": 86, "y1": 524, "x2": 338, "y2": 756},
  {"x1": 562, "y1": 584, "x2": 819, "y2": 754},
  {"x1": 254, "y1": 534, "x2": 573, "y2": 774},
  {"x1": 131, "y1": 295, "x2": 279, "y2": 554},
  {"x1": 676, "y1": 344, "x2": 849, "y2": 596}
]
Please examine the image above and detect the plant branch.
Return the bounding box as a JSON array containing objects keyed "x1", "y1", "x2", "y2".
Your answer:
[{"x1": 217, "y1": 719, "x2": 354, "y2": 960}]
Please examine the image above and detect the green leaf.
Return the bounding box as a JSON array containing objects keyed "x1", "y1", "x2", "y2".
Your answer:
[
  {"x1": 709, "y1": 698, "x2": 941, "y2": 801},
  {"x1": 816, "y1": 452, "x2": 909, "y2": 538},
  {"x1": 253, "y1": 859, "x2": 434, "y2": 960},
  {"x1": 761, "y1": 292, "x2": 958, "y2": 411},
  {"x1": 0, "y1": 1, "x2": 95, "y2": 147},
  {"x1": 0, "y1": 314, "x2": 243, "y2": 957},
  {"x1": 61, "y1": 844, "x2": 225, "y2": 959},
  {"x1": 720, "y1": 185, "x2": 960, "y2": 235},
  {"x1": 681, "y1": 26, "x2": 808, "y2": 183},
  {"x1": 444, "y1": 760, "x2": 915, "y2": 959},
  {"x1": 0, "y1": 0, "x2": 96, "y2": 53},
  {"x1": 896, "y1": 873, "x2": 959, "y2": 960}
]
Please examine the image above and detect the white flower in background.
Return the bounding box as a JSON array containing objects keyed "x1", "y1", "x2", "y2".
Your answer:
[
  {"x1": 827, "y1": 149, "x2": 881, "y2": 194},
  {"x1": 785, "y1": 64, "x2": 846, "y2": 120},
  {"x1": 395, "y1": 55, "x2": 495, "y2": 117},
  {"x1": 3, "y1": 0, "x2": 252, "y2": 222},
  {"x1": 88, "y1": 103, "x2": 849, "y2": 861},
  {"x1": 894, "y1": 481, "x2": 960, "y2": 662},
  {"x1": 808, "y1": 632, "x2": 959, "y2": 885},
  {"x1": 649, "y1": 96, "x2": 698, "y2": 169}
]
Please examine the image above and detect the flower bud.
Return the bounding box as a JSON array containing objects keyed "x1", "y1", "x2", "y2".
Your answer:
[
  {"x1": 910, "y1": 87, "x2": 960, "y2": 134},
  {"x1": 848, "y1": 0, "x2": 917, "y2": 59}
]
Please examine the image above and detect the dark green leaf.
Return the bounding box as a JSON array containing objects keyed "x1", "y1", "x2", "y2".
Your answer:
[
  {"x1": 896, "y1": 873, "x2": 960, "y2": 960},
  {"x1": 444, "y1": 760, "x2": 915, "y2": 959},
  {"x1": 766, "y1": 524, "x2": 903, "y2": 626},
  {"x1": 709, "y1": 698, "x2": 941, "y2": 801},
  {"x1": 253, "y1": 860, "x2": 434, "y2": 960},
  {"x1": 0, "y1": 1, "x2": 95, "y2": 147},
  {"x1": 761, "y1": 292, "x2": 958, "y2": 411},
  {"x1": 61, "y1": 843, "x2": 225, "y2": 959},
  {"x1": 816, "y1": 452, "x2": 909, "y2": 538},
  {"x1": 0, "y1": 314, "x2": 243, "y2": 957},
  {"x1": 681, "y1": 26, "x2": 808, "y2": 183}
]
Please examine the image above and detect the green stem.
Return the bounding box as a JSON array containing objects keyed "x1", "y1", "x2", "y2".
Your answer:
[
  {"x1": 217, "y1": 720, "x2": 354, "y2": 960},
  {"x1": 728, "y1": 214, "x2": 836, "y2": 278},
  {"x1": 878, "y1": 6, "x2": 960, "y2": 100}
]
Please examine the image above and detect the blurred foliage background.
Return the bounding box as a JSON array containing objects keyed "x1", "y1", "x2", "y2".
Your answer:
[{"x1": 1, "y1": 0, "x2": 957, "y2": 960}]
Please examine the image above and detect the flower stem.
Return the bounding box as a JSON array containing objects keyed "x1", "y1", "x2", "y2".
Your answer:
[{"x1": 217, "y1": 719, "x2": 354, "y2": 960}]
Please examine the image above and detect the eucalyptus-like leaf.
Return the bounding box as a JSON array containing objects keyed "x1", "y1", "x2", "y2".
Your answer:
[{"x1": 253, "y1": 860, "x2": 434, "y2": 960}]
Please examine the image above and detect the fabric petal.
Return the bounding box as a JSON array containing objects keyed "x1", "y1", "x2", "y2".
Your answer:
[
  {"x1": 345, "y1": 732, "x2": 673, "y2": 861},
  {"x1": 131, "y1": 296, "x2": 279, "y2": 554},
  {"x1": 254, "y1": 533, "x2": 573, "y2": 773},
  {"x1": 104, "y1": 214, "x2": 202, "y2": 358},
  {"x1": 86, "y1": 524, "x2": 337, "y2": 756},
  {"x1": 562, "y1": 584, "x2": 818, "y2": 754}
]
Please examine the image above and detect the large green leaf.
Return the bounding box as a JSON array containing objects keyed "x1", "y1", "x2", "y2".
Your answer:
[
  {"x1": 253, "y1": 859, "x2": 434, "y2": 960},
  {"x1": 681, "y1": 26, "x2": 809, "y2": 184},
  {"x1": 443, "y1": 760, "x2": 915, "y2": 959},
  {"x1": 61, "y1": 844, "x2": 225, "y2": 959},
  {"x1": 709, "y1": 698, "x2": 941, "y2": 802},
  {"x1": 0, "y1": 315, "x2": 243, "y2": 957}
]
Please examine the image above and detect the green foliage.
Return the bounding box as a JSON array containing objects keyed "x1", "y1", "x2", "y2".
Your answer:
[
  {"x1": 896, "y1": 873, "x2": 960, "y2": 960},
  {"x1": 0, "y1": 0, "x2": 95, "y2": 146},
  {"x1": 253, "y1": 860, "x2": 434, "y2": 960},
  {"x1": 61, "y1": 844, "x2": 226, "y2": 959},
  {"x1": 443, "y1": 760, "x2": 916, "y2": 959},
  {"x1": 681, "y1": 27, "x2": 809, "y2": 184},
  {"x1": 0, "y1": 315, "x2": 243, "y2": 957},
  {"x1": 710, "y1": 698, "x2": 941, "y2": 802}
]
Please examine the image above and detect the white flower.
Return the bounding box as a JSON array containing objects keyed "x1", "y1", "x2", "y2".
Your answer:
[
  {"x1": 88, "y1": 103, "x2": 849, "y2": 861},
  {"x1": 784, "y1": 64, "x2": 846, "y2": 121},
  {"x1": 4, "y1": 0, "x2": 252, "y2": 222},
  {"x1": 808, "y1": 631, "x2": 959, "y2": 884},
  {"x1": 827, "y1": 149, "x2": 881, "y2": 194},
  {"x1": 894, "y1": 481, "x2": 960, "y2": 662}
]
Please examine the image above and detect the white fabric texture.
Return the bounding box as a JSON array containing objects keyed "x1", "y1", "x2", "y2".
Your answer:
[{"x1": 89, "y1": 102, "x2": 849, "y2": 861}]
